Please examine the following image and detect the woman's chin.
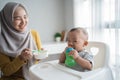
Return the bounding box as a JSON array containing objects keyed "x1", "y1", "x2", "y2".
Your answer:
[
  {"x1": 17, "y1": 28, "x2": 26, "y2": 32},
  {"x1": 19, "y1": 27, "x2": 27, "y2": 32}
]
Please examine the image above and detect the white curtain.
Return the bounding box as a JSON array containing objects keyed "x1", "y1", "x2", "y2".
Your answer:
[{"x1": 74, "y1": 0, "x2": 120, "y2": 80}]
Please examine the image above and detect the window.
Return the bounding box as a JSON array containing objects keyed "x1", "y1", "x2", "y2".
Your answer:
[
  {"x1": 74, "y1": 0, "x2": 119, "y2": 65},
  {"x1": 74, "y1": 0, "x2": 116, "y2": 28},
  {"x1": 102, "y1": 0, "x2": 115, "y2": 28}
]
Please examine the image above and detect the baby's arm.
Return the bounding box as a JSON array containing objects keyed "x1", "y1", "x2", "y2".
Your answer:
[
  {"x1": 69, "y1": 50, "x2": 92, "y2": 70},
  {"x1": 75, "y1": 56, "x2": 92, "y2": 70},
  {"x1": 59, "y1": 51, "x2": 66, "y2": 63},
  {"x1": 59, "y1": 47, "x2": 69, "y2": 63}
]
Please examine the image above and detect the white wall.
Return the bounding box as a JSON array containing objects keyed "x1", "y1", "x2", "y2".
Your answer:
[
  {"x1": 0, "y1": 0, "x2": 74, "y2": 43},
  {"x1": 64, "y1": 0, "x2": 74, "y2": 30}
]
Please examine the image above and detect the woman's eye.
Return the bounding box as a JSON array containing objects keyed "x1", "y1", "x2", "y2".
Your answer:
[
  {"x1": 14, "y1": 16, "x2": 21, "y2": 20},
  {"x1": 24, "y1": 15, "x2": 28, "y2": 19}
]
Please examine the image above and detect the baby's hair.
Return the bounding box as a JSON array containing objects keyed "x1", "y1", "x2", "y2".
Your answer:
[{"x1": 69, "y1": 27, "x2": 88, "y2": 40}]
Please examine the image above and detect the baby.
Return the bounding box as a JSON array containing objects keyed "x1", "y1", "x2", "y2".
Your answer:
[{"x1": 59, "y1": 27, "x2": 94, "y2": 71}]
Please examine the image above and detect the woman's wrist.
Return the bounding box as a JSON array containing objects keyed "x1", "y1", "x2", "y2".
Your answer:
[{"x1": 19, "y1": 55, "x2": 27, "y2": 62}]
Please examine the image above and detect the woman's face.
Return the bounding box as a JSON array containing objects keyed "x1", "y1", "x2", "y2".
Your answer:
[{"x1": 12, "y1": 6, "x2": 28, "y2": 32}]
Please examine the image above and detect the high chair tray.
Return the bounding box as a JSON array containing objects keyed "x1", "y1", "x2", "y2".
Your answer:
[
  {"x1": 29, "y1": 60, "x2": 81, "y2": 80},
  {"x1": 29, "y1": 60, "x2": 113, "y2": 80}
]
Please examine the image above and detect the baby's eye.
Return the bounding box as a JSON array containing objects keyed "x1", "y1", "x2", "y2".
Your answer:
[{"x1": 73, "y1": 40, "x2": 77, "y2": 42}]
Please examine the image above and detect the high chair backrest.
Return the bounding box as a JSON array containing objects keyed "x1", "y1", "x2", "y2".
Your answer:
[{"x1": 85, "y1": 41, "x2": 109, "y2": 69}]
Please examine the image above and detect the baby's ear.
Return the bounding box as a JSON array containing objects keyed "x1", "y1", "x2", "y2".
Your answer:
[{"x1": 84, "y1": 41, "x2": 88, "y2": 46}]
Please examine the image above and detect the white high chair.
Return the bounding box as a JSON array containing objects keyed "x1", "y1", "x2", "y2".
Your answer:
[
  {"x1": 85, "y1": 41, "x2": 109, "y2": 69},
  {"x1": 29, "y1": 41, "x2": 114, "y2": 80}
]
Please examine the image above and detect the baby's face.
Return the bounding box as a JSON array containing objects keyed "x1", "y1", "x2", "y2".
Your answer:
[{"x1": 67, "y1": 30, "x2": 87, "y2": 51}]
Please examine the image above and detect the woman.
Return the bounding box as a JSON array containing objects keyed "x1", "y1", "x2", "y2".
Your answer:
[{"x1": 0, "y1": 2, "x2": 42, "y2": 80}]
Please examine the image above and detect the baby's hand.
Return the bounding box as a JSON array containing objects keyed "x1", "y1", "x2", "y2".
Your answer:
[
  {"x1": 69, "y1": 50, "x2": 79, "y2": 59},
  {"x1": 63, "y1": 47, "x2": 69, "y2": 53}
]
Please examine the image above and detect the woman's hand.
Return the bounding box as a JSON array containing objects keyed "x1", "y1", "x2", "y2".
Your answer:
[{"x1": 19, "y1": 48, "x2": 33, "y2": 61}]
